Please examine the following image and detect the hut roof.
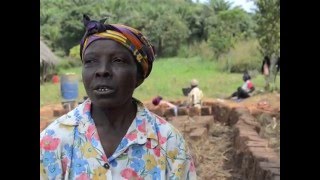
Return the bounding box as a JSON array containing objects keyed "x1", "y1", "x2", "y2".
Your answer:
[{"x1": 40, "y1": 40, "x2": 59, "y2": 65}]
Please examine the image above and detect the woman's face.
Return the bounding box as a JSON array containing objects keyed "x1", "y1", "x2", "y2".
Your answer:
[{"x1": 82, "y1": 39, "x2": 141, "y2": 108}]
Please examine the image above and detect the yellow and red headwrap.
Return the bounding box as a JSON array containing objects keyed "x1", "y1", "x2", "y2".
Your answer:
[{"x1": 80, "y1": 16, "x2": 156, "y2": 78}]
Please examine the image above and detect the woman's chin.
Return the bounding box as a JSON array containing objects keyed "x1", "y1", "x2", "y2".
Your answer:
[{"x1": 91, "y1": 97, "x2": 129, "y2": 109}]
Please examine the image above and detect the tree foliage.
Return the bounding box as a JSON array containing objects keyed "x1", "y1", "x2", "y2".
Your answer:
[
  {"x1": 41, "y1": 0, "x2": 257, "y2": 60},
  {"x1": 253, "y1": 0, "x2": 280, "y2": 57},
  {"x1": 251, "y1": 0, "x2": 280, "y2": 90}
]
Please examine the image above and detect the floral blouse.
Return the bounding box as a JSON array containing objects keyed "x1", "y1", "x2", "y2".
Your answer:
[{"x1": 40, "y1": 99, "x2": 197, "y2": 179}]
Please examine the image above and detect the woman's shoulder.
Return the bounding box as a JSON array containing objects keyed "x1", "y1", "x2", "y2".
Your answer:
[
  {"x1": 40, "y1": 106, "x2": 83, "y2": 147},
  {"x1": 136, "y1": 100, "x2": 184, "y2": 139},
  {"x1": 148, "y1": 110, "x2": 184, "y2": 138},
  {"x1": 40, "y1": 116, "x2": 75, "y2": 144},
  {"x1": 40, "y1": 101, "x2": 90, "y2": 134}
]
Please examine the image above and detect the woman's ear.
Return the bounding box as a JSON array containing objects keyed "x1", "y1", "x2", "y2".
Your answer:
[
  {"x1": 135, "y1": 76, "x2": 144, "y2": 88},
  {"x1": 135, "y1": 63, "x2": 145, "y2": 88}
]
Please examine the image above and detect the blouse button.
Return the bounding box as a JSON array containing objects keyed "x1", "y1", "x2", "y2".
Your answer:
[{"x1": 103, "y1": 163, "x2": 110, "y2": 169}]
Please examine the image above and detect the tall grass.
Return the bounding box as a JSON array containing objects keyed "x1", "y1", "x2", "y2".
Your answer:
[
  {"x1": 218, "y1": 40, "x2": 262, "y2": 72},
  {"x1": 40, "y1": 57, "x2": 280, "y2": 106},
  {"x1": 178, "y1": 41, "x2": 216, "y2": 61}
]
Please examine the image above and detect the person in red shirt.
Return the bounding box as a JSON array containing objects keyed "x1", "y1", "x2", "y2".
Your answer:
[{"x1": 229, "y1": 72, "x2": 255, "y2": 99}]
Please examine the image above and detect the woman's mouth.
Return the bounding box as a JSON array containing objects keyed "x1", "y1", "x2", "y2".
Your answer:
[{"x1": 93, "y1": 86, "x2": 115, "y2": 95}]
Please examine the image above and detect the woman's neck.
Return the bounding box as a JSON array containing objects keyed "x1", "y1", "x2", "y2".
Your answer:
[{"x1": 91, "y1": 99, "x2": 137, "y2": 129}]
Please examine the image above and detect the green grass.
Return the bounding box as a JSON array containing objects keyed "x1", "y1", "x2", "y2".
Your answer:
[
  {"x1": 134, "y1": 57, "x2": 279, "y2": 100},
  {"x1": 40, "y1": 57, "x2": 280, "y2": 106}
]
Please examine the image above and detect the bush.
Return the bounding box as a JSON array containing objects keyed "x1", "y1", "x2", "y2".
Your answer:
[
  {"x1": 218, "y1": 40, "x2": 262, "y2": 73},
  {"x1": 69, "y1": 45, "x2": 81, "y2": 60},
  {"x1": 178, "y1": 41, "x2": 216, "y2": 61},
  {"x1": 56, "y1": 58, "x2": 82, "y2": 74}
]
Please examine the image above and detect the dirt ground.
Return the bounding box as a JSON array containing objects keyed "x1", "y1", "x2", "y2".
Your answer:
[
  {"x1": 185, "y1": 122, "x2": 235, "y2": 180},
  {"x1": 40, "y1": 93, "x2": 280, "y2": 179},
  {"x1": 207, "y1": 92, "x2": 280, "y2": 115}
]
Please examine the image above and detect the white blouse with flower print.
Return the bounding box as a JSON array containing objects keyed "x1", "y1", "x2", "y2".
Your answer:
[{"x1": 40, "y1": 99, "x2": 197, "y2": 179}]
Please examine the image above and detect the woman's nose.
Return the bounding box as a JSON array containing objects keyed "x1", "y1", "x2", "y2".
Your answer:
[{"x1": 95, "y1": 63, "x2": 112, "y2": 78}]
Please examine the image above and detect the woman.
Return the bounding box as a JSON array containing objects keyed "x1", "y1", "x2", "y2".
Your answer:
[
  {"x1": 152, "y1": 96, "x2": 178, "y2": 116},
  {"x1": 40, "y1": 15, "x2": 196, "y2": 179},
  {"x1": 261, "y1": 56, "x2": 271, "y2": 90},
  {"x1": 229, "y1": 72, "x2": 255, "y2": 100}
]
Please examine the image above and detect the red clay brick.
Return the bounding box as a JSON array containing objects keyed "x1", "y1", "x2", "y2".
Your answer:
[
  {"x1": 164, "y1": 108, "x2": 175, "y2": 117},
  {"x1": 40, "y1": 121, "x2": 48, "y2": 132},
  {"x1": 149, "y1": 107, "x2": 164, "y2": 116},
  {"x1": 189, "y1": 107, "x2": 201, "y2": 117},
  {"x1": 177, "y1": 107, "x2": 188, "y2": 116},
  {"x1": 249, "y1": 147, "x2": 278, "y2": 162},
  {"x1": 200, "y1": 106, "x2": 211, "y2": 115},
  {"x1": 53, "y1": 108, "x2": 68, "y2": 117},
  {"x1": 246, "y1": 140, "x2": 268, "y2": 148},
  {"x1": 202, "y1": 101, "x2": 215, "y2": 107},
  {"x1": 259, "y1": 161, "x2": 280, "y2": 169},
  {"x1": 212, "y1": 103, "x2": 231, "y2": 123},
  {"x1": 189, "y1": 127, "x2": 207, "y2": 140}
]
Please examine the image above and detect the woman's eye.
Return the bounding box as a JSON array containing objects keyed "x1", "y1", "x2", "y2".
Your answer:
[
  {"x1": 84, "y1": 59, "x2": 95, "y2": 64},
  {"x1": 113, "y1": 58, "x2": 124, "y2": 63}
]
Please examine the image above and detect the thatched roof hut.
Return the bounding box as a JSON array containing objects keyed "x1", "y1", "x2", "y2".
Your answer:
[
  {"x1": 40, "y1": 40, "x2": 59, "y2": 83},
  {"x1": 40, "y1": 40, "x2": 59, "y2": 65}
]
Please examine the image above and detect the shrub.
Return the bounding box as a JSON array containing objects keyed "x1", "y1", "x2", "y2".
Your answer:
[{"x1": 218, "y1": 40, "x2": 262, "y2": 73}]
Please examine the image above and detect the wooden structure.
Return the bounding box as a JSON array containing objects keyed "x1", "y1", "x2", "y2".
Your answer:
[{"x1": 40, "y1": 39, "x2": 59, "y2": 83}]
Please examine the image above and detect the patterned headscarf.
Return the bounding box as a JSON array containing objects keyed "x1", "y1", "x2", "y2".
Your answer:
[
  {"x1": 80, "y1": 15, "x2": 156, "y2": 78},
  {"x1": 152, "y1": 96, "x2": 163, "y2": 106}
]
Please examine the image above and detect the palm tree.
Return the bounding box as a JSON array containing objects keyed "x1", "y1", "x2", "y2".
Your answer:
[{"x1": 209, "y1": 0, "x2": 232, "y2": 12}]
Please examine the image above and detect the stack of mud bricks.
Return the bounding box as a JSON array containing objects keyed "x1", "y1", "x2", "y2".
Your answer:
[
  {"x1": 208, "y1": 100, "x2": 280, "y2": 179},
  {"x1": 211, "y1": 102, "x2": 280, "y2": 180},
  {"x1": 53, "y1": 101, "x2": 77, "y2": 117},
  {"x1": 233, "y1": 120, "x2": 280, "y2": 180},
  {"x1": 53, "y1": 108, "x2": 69, "y2": 117},
  {"x1": 169, "y1": 116, "x2": 213, "y2": 141},
  {"x1": 150, "y1": 106, "x2": 212, "y2": 118},
  {"x1": 40, "y1": 121, "x2": 49, "y2": 132}
]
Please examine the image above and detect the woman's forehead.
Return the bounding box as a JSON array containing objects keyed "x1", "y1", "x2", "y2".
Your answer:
[{"x1": 84, "y1": 39, "x2": 132, "y2": 56}]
